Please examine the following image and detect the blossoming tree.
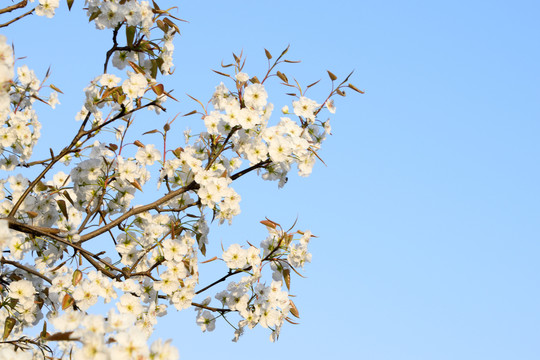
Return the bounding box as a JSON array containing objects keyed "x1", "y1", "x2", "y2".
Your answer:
[{"x1": 0, "y1": 1, "x2": 362, "y2": 358}]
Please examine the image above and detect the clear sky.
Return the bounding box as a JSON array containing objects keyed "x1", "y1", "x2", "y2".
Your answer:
[{"x1": 3, "y1": 1, "x2": 540, "y2": 359}]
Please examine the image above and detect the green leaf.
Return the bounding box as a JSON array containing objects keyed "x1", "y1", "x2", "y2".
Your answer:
[
  {"x1": 88, "y1": 10, "x2": 101, "y2": 22},
  {"x1": 40, "y1": 321, "x2": 48, "y2": 339},
  {"x1": 72, "y1": 270, "x2": 83, "y2": 286},
  {"x1": 66, "y1": 0, "x2": 74, "y2": 11},
  {"x1": 126, "y1": 26, "x2": 136, "y2": 48},
  {"x1": 3, "y1": 317, "x2": 16, "y2": 340},
  {"x1": 56, "y1": 200, "x2": 69, "y2": 219}
]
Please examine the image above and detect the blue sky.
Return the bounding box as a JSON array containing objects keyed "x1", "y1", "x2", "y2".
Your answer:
[{"x1": 3, "y1": 1, "x2": 540, "y2": 359}]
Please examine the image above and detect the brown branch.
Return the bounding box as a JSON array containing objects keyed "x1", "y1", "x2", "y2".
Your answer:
[
  {"x1": 10, "y1": 101, "x2": 158, "y2": 217},
  {"x1": 191, "y1": 302, "x2": 232, "y2": 313},
  {"x1": 79, "y1": 252, "x2": 117, "y2": 279},
  {"x1": 104, "y1": 25, "x2": 121, "y2": 73},
  {"x1": 8, "y1": 112, "x2": 92, "y2": 217},
  {"x1": 78, "y1": 181, "x2": 198, "y2": 243},
  {"x1": 195, "y1": 268, "x2": 245, "y2": 295},
  {"x1": 204, "y1": 126, "x2": 240, "y2": 171},
  {"x1": 195, "y1": 230, "x2": 288, "y2": 295},
  {"x1": 0, "y1": 258, "x2": 52, "y2": 284},
  {"x1": 5, "y1": 217, "x2": 124, "y2": 275},
  {"x1": 0, "y1": 7, "x2": 34, "y2": 28},
  {"x1": 0, "y1": 0, "x2": 27, "y2": 15},
  {"x1": 230, "y1": 159, "x2": 271, "y2": 180}
]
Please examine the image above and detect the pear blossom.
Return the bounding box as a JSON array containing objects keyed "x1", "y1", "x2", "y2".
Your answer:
[{"x1": 0, "y1": 6, "x2": 353, "y2": 356}]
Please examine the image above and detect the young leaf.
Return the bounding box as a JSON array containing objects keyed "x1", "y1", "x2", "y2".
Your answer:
[
  {"x1": 283, "y1": 268, "x2": 291, "y2": 290},
  {"x1": 126, "y1": 26, "x2": 136, "y2": 48},
  {"x1": 143, "y1": 129, "x2": 159, "y2": 135},
  {"x1": 88, "y1": 10, "x2": 102, "y2": 22},
  {"x1": 276, "y1": 71, "x2": 288, "y2": 83},
  {"x1": 130, "y1": 180, "x2": 143, "y2": 192},
  {"x1": 327, "y1": 70, "x2": 337, "y2": 81},
  {"x1": 212, "y1": 70, "x2": 231, "y2": 78},
  {"x1": 56, "y1": 200, "x2": 69, "y2": 219},
  {"x1": 289, "y1": 300, "x2": 300, "y2": 318},
  {"x1": 40, "y1": 321, "x2": 48, "y2": 339},
  {"x1": 265, "y1": 48, "x2": 272, "y2": 60},
  {"x1": 201, "y1": 256, "x2": 218, "y2": 264},
  {"x1": 50, "y1": 84, "x2": 64, "y2": 94},
  {"x1": 348, "y1": 83, "x2": 365, "y2": 94},
  {"x1": 3, "y1": 317, "x2": 16, "y2": 340},
  {"x1": 260, "y1": 220, "x2": 277, "y2": 229},
  {"x1": 163, "y1": 17, "x2": 180, "y2": 34},
  {"x1": 183, "y1": 110, "x2": 197, "y2": 116},
  {"x1": 151, "y1": 84, "x2": 164, "y2": 96},
  {"x1": 72, "y1": 269, "x2": 83, "y2": 286},
  {"x1": 128, "y1": 61, "x2": 146, "y2": 75},
  {"x1": 62, "y1": 294, "x2": 74, "y2": 310},
  {"x1": 306, "y1": 79, "x2": 321, "y2": 89}
]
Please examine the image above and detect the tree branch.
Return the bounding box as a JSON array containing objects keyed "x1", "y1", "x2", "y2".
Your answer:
[
  {"x1": 0, "y1": 7, "x2": 34, "y2": 28},
  {"x1": 78, "y1": 181, "x2": 198, "y2": 242},
  {"x1": 0, "y1": 258, "x2": 52, "y2": 284},
  {"x1": 0, "y1": 0, "x2": 28, "y2": 15}
]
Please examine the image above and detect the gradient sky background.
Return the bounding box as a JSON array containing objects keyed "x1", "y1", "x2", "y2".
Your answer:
[{"x1": 3, "y1": 0, "x2": 540, "y2": 359}]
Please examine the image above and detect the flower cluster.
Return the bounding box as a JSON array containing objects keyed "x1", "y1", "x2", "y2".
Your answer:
[
  {"x1": 209, "y1": 223, "x2": 314, "y2": 342},
  {"x1": 204, "y1": 77, "x2": 330, "y2": 187},
  {"x1": 0, "y1": 4, "x2": 362, "y2": 356},
  {"x1": 0, "y1": 38, "x2": 58, "y2": 170}
]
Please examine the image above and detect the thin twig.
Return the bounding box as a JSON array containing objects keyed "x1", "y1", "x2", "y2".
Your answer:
[
  {"x1": 78, "y1": 182, "x2": 198, "y2": 242},
  {"x1": 0, "y1": 7, "x2": 34, "y2": 28},
  {"x1": 0, "y1": 0, "x2": 27, "y2": 15},
  {"x1": 0, "y1": 258, "x2": 52, "y2": 284}
]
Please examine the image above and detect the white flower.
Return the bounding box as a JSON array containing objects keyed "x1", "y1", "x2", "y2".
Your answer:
[
  {"x1": 98, "y1": 73, "x2": 121, "y2": 87},
  {"x1": 116, "y1": 293, "x2": 144, "y2": 315},
  {"x1": 235, "y1": 72, "x2": 249, "y2": 83},
  {"x1": 122, "y1": 72, "x2": 147, "y2": 99},
  {"x1": 8, "y1": 279, "x2": 35, "y2": 300},
  {"x1": 48, "y1": 91, "x2": 60, "y2": 109},
  {"x1": 243, "y1": 84, "x2": 268, "y2": 110},
  {"x1": 17, "y1": 65, "x2": 36, "y2": 87},
  {"x1": 162, "y1": 238, "x2": 188, "y2": 262},
  {"x1": 325, "y1": 99, "x2": 336, "y2": 114},
  {"x1": 0, "y1": 347, "x2": 33, "y2": 360},
  {"x1": 35, "y1": 0, "x2": 60, "y2": 18},
  {"x1": 150, "y1": 339, "x2": 179, "y2": 360},
  {"x1": 136, "y1": 144, "x2": 162, "y2": 166},
  {"x1": 222, "y1": 244, "x2": 247, "y2": 269},
  {"x1": 110, "y1": 328, "x2": 149, "y2": 359},
  {"x1": 196, "y1": 310, "x2": 216, "y2": 332},
  {"x1": 292, "y1": 96, "x2": 319, "y2": 123},
  {"x1": 0, "y1": 220, "x2": 13, "y2": 255},
  {"x1": 50, "y1": 310, "x2": 84, "y2": 332}
]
